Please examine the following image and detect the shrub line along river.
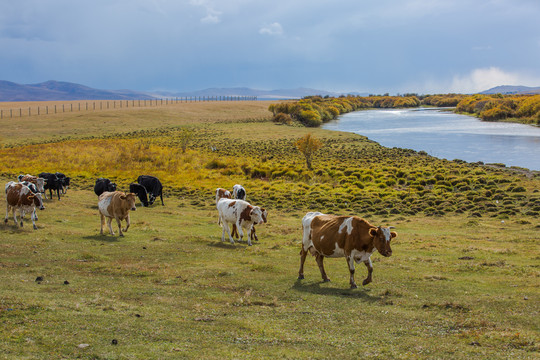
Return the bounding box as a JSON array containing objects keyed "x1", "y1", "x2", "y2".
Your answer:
[{"x1": 323, "y1": 108, "x2": 540, "y2": 171}]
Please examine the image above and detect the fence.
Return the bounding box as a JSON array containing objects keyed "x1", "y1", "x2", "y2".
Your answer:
[{"x1": 0, "y1": 95, "x2": 258, "y2": 119}]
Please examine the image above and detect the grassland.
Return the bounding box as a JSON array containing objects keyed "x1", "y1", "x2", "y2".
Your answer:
[{"x1": 0, "y1": 101, "x2": 539, "y2": 359}]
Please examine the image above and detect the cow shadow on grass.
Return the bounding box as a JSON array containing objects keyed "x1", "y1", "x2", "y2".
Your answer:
[
  {"x1": 292, "y1": 279, "x2": 381, "y2": 301},
  {"x1": 82, "y1": 234, "x2": 121, "y2": 243},
  {"x1": 207, "y1": 241, "x2": 241, "y2": 249}
]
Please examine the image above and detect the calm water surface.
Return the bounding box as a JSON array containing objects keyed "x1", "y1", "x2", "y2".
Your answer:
[{"x1": 323, "y1": 108, "x2": 540, "y2": 170}]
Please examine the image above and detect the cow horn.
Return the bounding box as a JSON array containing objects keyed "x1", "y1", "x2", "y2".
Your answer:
[{"x1": 388, "y1": 226, "x2": 396, "y2": 229}]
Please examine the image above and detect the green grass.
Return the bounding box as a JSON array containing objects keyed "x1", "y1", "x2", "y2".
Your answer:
[{"x1": 1, "y1": 102, "x2": 539, "y2": 359}]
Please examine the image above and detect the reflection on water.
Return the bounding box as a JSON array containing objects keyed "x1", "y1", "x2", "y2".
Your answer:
[{"x1": 323, "y1": 108, "x2": 540, "y2": 170}]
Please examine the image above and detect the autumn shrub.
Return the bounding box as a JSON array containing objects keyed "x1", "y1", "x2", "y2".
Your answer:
[{"x1": 272, "y1": 112, "x2": 293, "y2": 125}]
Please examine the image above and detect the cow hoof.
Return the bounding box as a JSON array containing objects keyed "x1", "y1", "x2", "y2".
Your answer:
[
  {"x1": 350, "y1": 284, "x2": 358, "y2": 289},
  {"x1": 33, "y1": 226, "x2": 38, "y2": 230},
  {"x1": 323, "y1": 279, "x2": 331, "y2": 283},
  {"x1": 298, "y1": 275, "x2": 304, "y2": 280},
  {"x1": 362, "y1": 280, "x2": 371, "y2": 286}
]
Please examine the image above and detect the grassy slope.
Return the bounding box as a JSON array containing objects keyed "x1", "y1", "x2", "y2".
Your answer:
[{"x1": 0, "y1": 102, "x2": 538, "y2": 359}]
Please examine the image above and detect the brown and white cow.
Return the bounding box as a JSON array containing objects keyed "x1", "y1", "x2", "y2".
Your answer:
[
  {"x1": 232, "y1": 207, "x2": 268, "y2": 242},
  {"x1": 18, "y1": 174, "x2": 45, "y2": 193},
  {"x1": 216, "y1": 198, "x2": 265, "y2": 246},
  {"x1": 215, "y1": 188, "x2": 232, "y2": 225},
  {"x1": 5, "y1": 182, "x2": 45, "y2": 230},
  {"x1": 298, "y1": 212, "x2": 397, "y2": 288},
  {"x1": 98, "y1": 191, "x2": 137, "y2": 237}
]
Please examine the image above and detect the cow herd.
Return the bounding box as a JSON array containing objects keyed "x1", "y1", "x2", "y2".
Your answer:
[{"x1": 4, "y1": 174, "x2": 399, "y2": 288}]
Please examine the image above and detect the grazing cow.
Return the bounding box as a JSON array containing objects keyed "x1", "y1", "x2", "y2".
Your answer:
[
  {"x1": 55, "y1": 172, "x2": 71, "y2": 194},
  {"x1": 137, "y1": 175, "x2": 164, "y2": 206},
  {"x1": 129, "y1": 183, "x2": 149, "y2": 207},
  {"x1": 18, "y1": 174, "x2": 45, "y2": 193},
  {"x1": 298, "y1": 212, "x2": 397, "y2": 289},
  {"x1": 216, "y1": 198, "x2": 265, "y2": 246},
  {"x1": 4, "y1": 182, "x2": 45, "y2": 230},
  {"x1": 38, "y1": 172, "x2": 62, "y2": 200},
  {"x1": 98, "y1": 191, "x2": 137, "y2": 236},
  {"x1": 232, "y1": 184, "x2": 246, "y2": 201},
  {"x1": 94, "y1": 178, "x2": 117, "y2": 196}
]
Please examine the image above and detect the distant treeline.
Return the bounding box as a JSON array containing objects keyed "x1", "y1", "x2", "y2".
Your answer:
[
  {"x1": 269, "y1": 93, "x2": 539, "y2": 127},
  {"x1": 268, "y1": 94, "x2": 465, "y2": 127}
]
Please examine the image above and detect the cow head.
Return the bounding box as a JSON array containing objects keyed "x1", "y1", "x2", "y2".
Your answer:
[
  {"x1": 120, "y1": 193, "x2": 137, "y2": 211},
  {"x1": 107, "y1": 182, "x2": 117, "y2": 192},
  {"x1": 369, "y1": 226, "x2": 397, "y2": 257},
  {"x1": 260, "y1": 208, "x2": 268, "y2": 223},
  {"x1": 32, "y1": 193, "x2": 45, "y2": 210},
  {"x1": 250, "y1": 206, "x2": 265, "y2": 225},
  {"x1": 129, "y1": 183, "x2": 148, "y2": 207}
]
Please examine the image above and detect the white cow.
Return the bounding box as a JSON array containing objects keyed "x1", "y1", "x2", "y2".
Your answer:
[{"x1": 216, "y1": 198, "x2": 264, "y2": 246}]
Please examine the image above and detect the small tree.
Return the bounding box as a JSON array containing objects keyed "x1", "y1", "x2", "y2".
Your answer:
[
  {"x1": 177, "y1": 128, "x2": 194, "y2": 153},
  {"x1": 295, "y1": 133, "x2": 322, "y2": 170}
]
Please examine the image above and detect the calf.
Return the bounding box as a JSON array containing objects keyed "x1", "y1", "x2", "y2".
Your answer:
[
  {"x1": 5, "y1": 182, "x2": 45, "y2": 230},
  {"x1": 216, "y1": 198, "x2": 265, "y2": 246},
  {"x1": 232, "y1": 207, "x2": 268, "y2": 242},
  {"x1": 94, "y1": 178, "x2": 117, "y2": 196},
  {"x1": 38, "y1": 172, "x2": 62, "y2": 200},
  {"x1": 298, "y1": 212, "x2": 397, "y2": 288},
  {"x1": 215, "y1": 188, "x2": 232, "y2": 226},
  {"x1": 98, "y1": 191, "x2": 137, "y2": 237}
]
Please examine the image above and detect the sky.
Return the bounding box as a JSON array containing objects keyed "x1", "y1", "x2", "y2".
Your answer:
[{"x1": 1, "y1": 0, "x2": 540, "y2": 94}]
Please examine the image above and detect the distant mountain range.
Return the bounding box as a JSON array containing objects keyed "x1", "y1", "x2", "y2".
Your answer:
[
  {"x1": 2, "y1": 80, "x2": 539, "y2": 102},
  {"x1": 480, "y1": 85, "x2": 540, "y2": 95},
  {"x1": 0, "y1": 80, "x2": 366, "y2": 102}
]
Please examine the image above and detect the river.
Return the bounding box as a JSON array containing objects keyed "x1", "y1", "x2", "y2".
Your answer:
[{"x1": 322, "y1": 108, "x2": 540, "y2": 171}]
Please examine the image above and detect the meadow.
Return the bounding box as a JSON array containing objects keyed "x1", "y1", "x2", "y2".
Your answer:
[{"x1": 0, "y1": 101, "x2": 538, "y2": 359}]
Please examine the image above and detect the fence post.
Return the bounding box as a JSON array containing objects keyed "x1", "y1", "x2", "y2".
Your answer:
[{"x1": 29, "y1": 107, "x2": 31, "y2": 116}]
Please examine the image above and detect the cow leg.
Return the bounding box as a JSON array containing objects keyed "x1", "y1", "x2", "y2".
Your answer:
[
  {"x1": 221, "y1": 220, "x2": 234, "y2": 244},
  {"x1": 57, "y1": 189, "x2": 61, "y2": 201},
  {"x1": 123, "y1": 214, "x2": 130, "y2": 233},
  {"x1": 231, "y1": 224, "x2": 238, "y2": 239},
  {"x1": 31, "y1": 210, "x2": 38, "y2": 230},
  {"x1": 246, "y1": 225, "x2": 253, "y2": 246},
  {"x1": 252, "y1": 226, "x2": 258, "y2": 241},
  {"x1": 4, "y1": 204, "x2": 9, "y2": 224},
  {"x1": 235, "y1": 221, "x2": 244, "y2": 242},
  {"x1": 346, "y1": 256, "x2": 357, "y2": 289},
  {"x1": 315, "y1": 254, "x2": 330, "y2": 282},
  {"x1": 100, "y1": 214, "x2": 106, "y2": 235},
  {"x1": 160, "y1": 193, "x2": 164, "y2": 206},
  {"x1": 116, "y1": 217, "x2": 124, "y2": 237},
  {"x1": 362, "y1": 258, "x2": 373, "y2": 286},
  {"x1": 298, "y1": 247, "x2": 308, "y2": 280},
  {"x1": 107, "y1": 217, "x2": 115, "y2": 235}
]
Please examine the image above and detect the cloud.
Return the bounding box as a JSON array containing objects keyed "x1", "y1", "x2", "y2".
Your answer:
[
  {"x1": 450, "y1": 67, "x2": 540, "y2": 93},
  {"x1": 190, "y1": 0, "x2": 221, "y2": 24},
  {"x1": 259, "y1": 22, "x2": 284, "y2": 36}
]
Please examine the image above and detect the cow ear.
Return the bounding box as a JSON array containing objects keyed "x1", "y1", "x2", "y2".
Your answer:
[
  {"x1": 369, "y1": 228, "x2": 378, "y2": 237},
  {"x1": 120, "y1": 195, "x2": 127, "y2": 200},
  {"x1": 390, "y1": 231, "x2": 398, "y2": 239}
]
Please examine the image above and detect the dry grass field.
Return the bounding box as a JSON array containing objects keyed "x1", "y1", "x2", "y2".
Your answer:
[{"x1": 0, "y1": 101, "x2": 538, "y2": 359}]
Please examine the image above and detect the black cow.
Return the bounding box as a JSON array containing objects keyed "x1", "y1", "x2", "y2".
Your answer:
[
  {"x1": 129, "y1": 183, "x2": 149, "y2": 207},
  {"x1": 55, "y1": 172, "x2": 71, "y2": 194},
  {"x1": 38, "y1": 172, "x2": 63, "y2": 200},
  {"x1": 94, "y1": 178, "x2": 117, "y2": 196},
  {"x1": 129, "y1": 175, "x2": 165, "y2": 206}
]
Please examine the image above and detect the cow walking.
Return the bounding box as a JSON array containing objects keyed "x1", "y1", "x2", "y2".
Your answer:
[
  {"x1": 298, "y1": 212, "x2": 397, "y2": 288},
  {"x1": 5, "y1": 182, "x2": 45, "y2": 230},
  {"x1": 38, "y1": 172, "x2": 63, "y2": 200},
  {"x1": 216, "y1": 198, "x2": 265, "y2": 246},
  {"x1": 98, "y1": 191, "x2": 137, "y2": 237}
]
